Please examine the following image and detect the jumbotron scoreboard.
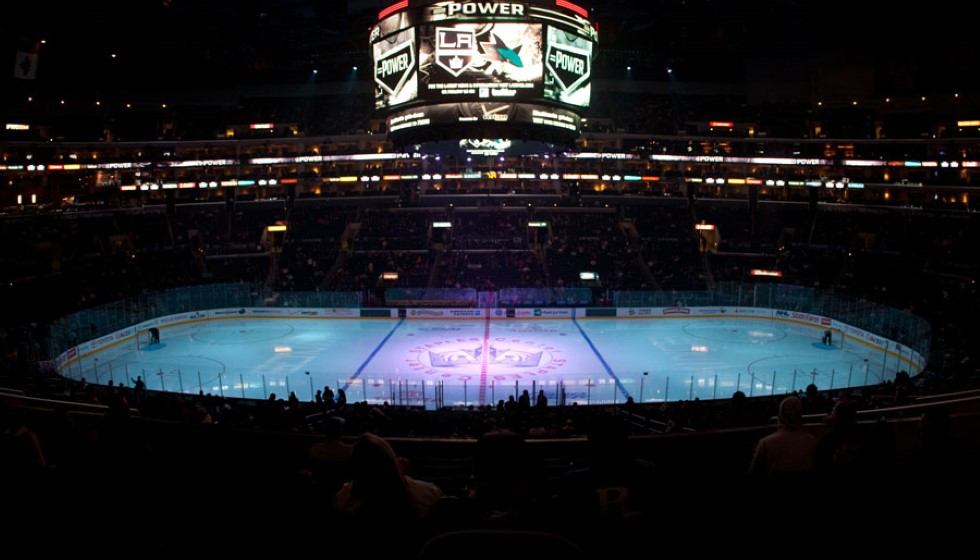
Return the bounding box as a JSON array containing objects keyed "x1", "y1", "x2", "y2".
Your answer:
[{"x1": 371, "y1": 0, "x2": 596, "y2": 144}]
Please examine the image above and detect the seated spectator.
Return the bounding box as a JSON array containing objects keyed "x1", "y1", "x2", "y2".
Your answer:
[
  {"x1": 334, "y1": 432, "x2": 444, "y2": 520},
  {"x1": 334, "y1": 432, "x2": 446, "y2": 555},
  {"x1": 801, "y1": 383, "x2": 830, "y2": 415},
  {"x1": 433, "y1": 429, "x2": 549, "y2": 531},
  {"x1": 1, "y1": 400, "x2": 48, "y2": 484},
  {"x1": 815, "y1": 398, "x2": 871, "y2": 476},
  {"x1": 305, "y1": 416, "x2": 354, "y2": 498},
  {"x1": 748, "y1": 396, "x2": 817, "y2": 476},
  {"x1": 556, "y1": 414, "x2": 657, "y2": 559},
  {"x1": 558, "y1": 414, "x2": 656, "y2": 521}
]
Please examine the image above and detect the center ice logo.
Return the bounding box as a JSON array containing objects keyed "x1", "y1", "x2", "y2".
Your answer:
[
  {"x1": 429, "y1": 344, "x2": 542, "y2": 367},
  {"x1": 405, "y1": 337, "x2": 566, "y2": 380}
]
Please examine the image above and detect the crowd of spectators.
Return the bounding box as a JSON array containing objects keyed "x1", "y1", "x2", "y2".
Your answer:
[
  {"x1": 3, "y1": 193, "x2": 977, "y2": 340},
  {"x1": 2, "y1": 358, "x2": 975, "y2": 556}
]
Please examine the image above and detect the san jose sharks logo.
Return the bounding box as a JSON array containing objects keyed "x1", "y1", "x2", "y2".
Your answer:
[
  {"x1": 436, "y1": 27, "x2": 477, "y2": 77},
  {"x1": 479, "y1": 33, "x2": 524, "y2": 72}
]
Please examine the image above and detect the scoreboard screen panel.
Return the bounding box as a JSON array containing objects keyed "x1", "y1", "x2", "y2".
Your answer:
[
  {"x1": 418, "y1": 22, "x2": 543, "y2": 102},
  {"x1": 543, "y1": 25, "x2": 591, "y2": 108},
  {"x1": 374, "y1": 27, "x2": 419, "y2": 110}
]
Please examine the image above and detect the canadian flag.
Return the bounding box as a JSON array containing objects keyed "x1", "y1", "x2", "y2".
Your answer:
[{"x1": 13, "y1": 48, "x2": 39, "y2": 80}]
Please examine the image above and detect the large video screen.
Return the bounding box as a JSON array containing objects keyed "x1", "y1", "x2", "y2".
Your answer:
[
  {"x1": 418, "y1": 22, "x2": 543, "y2": 102},
  {"x1": 374, "y1": 28, "x2": 419, "y2": 110},
  {"x1": 370, "y1": 1, "x2": 596, "y2": 139},
  {"x1": 543, "y1": 26, "x2": 591, "y2": 108}
]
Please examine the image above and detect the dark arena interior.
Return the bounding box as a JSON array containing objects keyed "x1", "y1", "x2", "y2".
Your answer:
[{"x1": 2, "y1": 0, "x2": 979, "y2": 556}]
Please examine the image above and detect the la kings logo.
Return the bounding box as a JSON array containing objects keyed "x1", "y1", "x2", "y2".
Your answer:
[
  {"x1": 546, "y1": 43, "x2": 590, "y2": 94},
  {"x1": 375, "y1": 40, "x2": 416, "y2": 95},
  {"x1": 435, "y1": 27, "x2": 477, "y2": 76}
]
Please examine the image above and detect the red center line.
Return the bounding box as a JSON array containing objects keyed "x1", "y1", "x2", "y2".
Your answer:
[{"x1": 478, "y1": 316, "x2": 490, "y2": 406}]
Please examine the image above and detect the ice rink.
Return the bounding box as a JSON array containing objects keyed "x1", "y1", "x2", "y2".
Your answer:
[{"x1": 65, "y1": 315, "x2": 916, "y2": 407}]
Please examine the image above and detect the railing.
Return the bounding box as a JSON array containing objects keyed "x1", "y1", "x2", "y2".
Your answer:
[{"x1": 61, "y1": 362, "x2": 910, "y2": 411}]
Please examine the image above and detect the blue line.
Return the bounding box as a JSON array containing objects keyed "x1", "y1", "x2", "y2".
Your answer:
[
  {"x1": 344, "y1": 318, "x2": 405, "y2": 391},
  {"x1": 572, "y1": 316, "x2": 630, "y2": 400}
]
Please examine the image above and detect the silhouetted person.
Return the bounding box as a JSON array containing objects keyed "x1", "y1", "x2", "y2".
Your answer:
[
  {"x1": 305, "y1": 416, "x2": 353, "y2": 498},
  {"x1": 91, "y1": 393, "x2": 150, "y2": 493},
  {"x1": 557, "y1": 414, "x2": 657, "y2": 556},
  {"x1": 334, "y1": 433, "x2": 444, "y2": 519},
  {"x1": 458, "y1": 429, "x2": 549, "y2": 529},
  {"x1": 334, "y1": 433, "x2": 444, "y2": 554},
  {"x1": 518, "y1": 389, "x2": 531, "y2": 409},
  {"x1": 535, "y1": 389, "x2": 548, "y2": 409},
  {"x1": 917, "y1": 407, "x2": 958, "y2": 477},
  {"x1": 816, "y1": 398, "x2": 871, "y2": 476},
  {"x1": 559, "y1": 414, "x2": 656, "y2": 520},
  {"x1": 0, "y1": 400, "x2": 47, "y2": 483},
  {"x1": 748, "y1": 396, "x2": 817, "y2": 476},
  {"x1": 801, "y1": 383, "x2": 829, "y2": 415},
  {"x1": 129, "y1": 375, "x2": 146, "y2": 407},
  {"x1": 893, "y1": 370, "x2": 912, "y2": 406}
]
